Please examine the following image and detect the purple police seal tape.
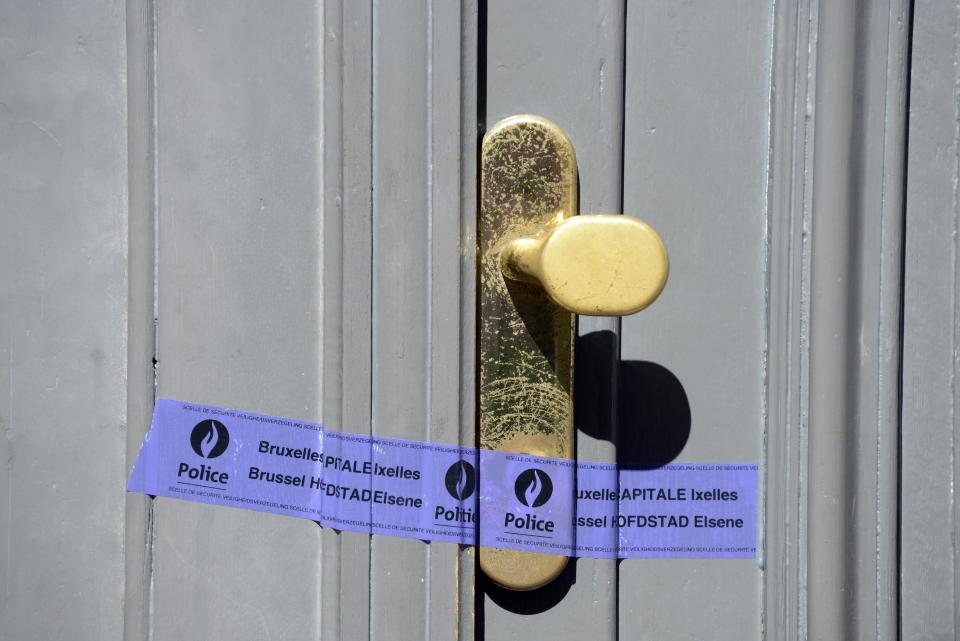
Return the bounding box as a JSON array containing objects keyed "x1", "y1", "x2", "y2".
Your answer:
[{"x1": 128, "y1": 398, "x2": 758, "y2": 559}]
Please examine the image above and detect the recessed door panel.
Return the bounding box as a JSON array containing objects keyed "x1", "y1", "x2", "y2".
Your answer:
[{"x1": 619, "y1": 3, "x2": 771, "y2": 638}]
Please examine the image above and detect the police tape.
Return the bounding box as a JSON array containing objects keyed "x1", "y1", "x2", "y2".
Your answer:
[{"x1": 127, "y1": 398, "x2": 758, "y2": 559}]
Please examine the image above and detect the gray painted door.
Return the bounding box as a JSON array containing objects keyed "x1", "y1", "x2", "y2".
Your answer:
[
  {"x1": 481, "y1": 2, "x2": 769, "y2": 638},
  {"x1": 483, "y1": 1, "x2": 907, "y2": 639},
  {"x1": 4, "y1": 1, "x2": 955, "y2": 640}
]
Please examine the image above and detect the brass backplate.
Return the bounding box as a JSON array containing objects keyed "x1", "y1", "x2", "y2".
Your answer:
[{"x1": 478, "y1": 115, "x2": 576, "y2": 590}]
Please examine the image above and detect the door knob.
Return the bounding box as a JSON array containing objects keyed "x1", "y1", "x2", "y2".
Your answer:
[
  {"x1": 478, "y1": 115, "x2": 669, "y2": 590},
  {"x1": 500, "y1": 214, "x2": 668, "y2": 316}
]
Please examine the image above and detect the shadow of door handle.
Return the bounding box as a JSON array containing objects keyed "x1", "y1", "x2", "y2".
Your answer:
[{"x1": 478, "y1": 115, "x2": 669, "y2": 591}]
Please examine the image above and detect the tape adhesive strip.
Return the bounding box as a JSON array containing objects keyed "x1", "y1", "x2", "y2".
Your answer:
[{"x1": 128, "y1": 398, "x2": 758, "y2": 559}]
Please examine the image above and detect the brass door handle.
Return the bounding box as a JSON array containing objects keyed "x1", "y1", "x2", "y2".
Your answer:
[
  {"x1": 500, "y1": 214, "x2": 668, "y2": 316},
  {"x1": 478, "y1": 115, "x2": 669, "y2": 590}
]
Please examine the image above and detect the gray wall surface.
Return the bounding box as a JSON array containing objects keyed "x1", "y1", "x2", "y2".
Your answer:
[{"x1": 0, "y1": 1, "x2": 950, "y2": 640}]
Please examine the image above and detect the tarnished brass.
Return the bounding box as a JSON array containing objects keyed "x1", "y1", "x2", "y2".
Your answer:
[
  {"x1": 478, "y1": 115, "x2": 668, "y2": 591},
  {"x1": 479, "y1": 115, "x2": 576, "y2": 592}
]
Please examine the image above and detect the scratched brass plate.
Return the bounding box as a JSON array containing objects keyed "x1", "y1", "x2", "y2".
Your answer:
[{"x1": 479, "y1": 115, "x2": 576, "y2": 590}]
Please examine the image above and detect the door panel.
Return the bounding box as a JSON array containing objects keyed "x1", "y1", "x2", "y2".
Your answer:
[
  {"x1": 152, "y1": 3, "x2": 324, "y2": 639},
  {"x1": 368, "y1": 2, "x2": 473, "y2": 640},
  {"x1": 619, "y1": 3, "x2": 771, "y2": 638},
  {"x1": 483, "y1": 1, "x2": 624, "y2": 638},
  {"x1": 484, "y1": 1, "x2": 773, "y2": 638},
  {"x1": 902, "y1": 1, "x2": 960, "y2": 638},
  {"x1": 0, "y1": 3, "x2": 130, "y2": 640}
]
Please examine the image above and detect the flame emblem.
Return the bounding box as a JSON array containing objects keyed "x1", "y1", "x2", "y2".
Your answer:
[
  {"x1": 201, "y1": 426, "x2": 218, "y2": 457},
  {"x1": 524, "y1": 471, "x2": 542, "y2": 506},
  {"x1": 514, "y1": 468, "x2": 553, "y2": 507},
  {"x1": 456, "y1": 463, "x2": 468, "y2": 498},
  {"x1": 444, "y1": 460, "x2": 476, "y2": 500},
  {"x1": 189, "y1": 419, "x2": 230, "y2": 459}
]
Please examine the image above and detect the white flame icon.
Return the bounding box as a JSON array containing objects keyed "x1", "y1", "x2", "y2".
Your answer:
[
  {"x1": 524, "y1": 470, "x2": 543, "y2": 506},
  {"x1": 445, "y1": 461, "x2": 475, "y2": 500},
  {"x1": 190, "y1": 419, "x2": 229, "y2": 459},
  {"x1": 455, "y1": 462, "x2": 468, "y2": 499},
  {"x1": 200, "y1": 424, "x2": 219, "y2": 458}
]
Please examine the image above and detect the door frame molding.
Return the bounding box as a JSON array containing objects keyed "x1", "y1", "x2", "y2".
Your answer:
[{"x1": 764, "y1": 2, "x2": 909, "y2": 639}]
